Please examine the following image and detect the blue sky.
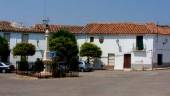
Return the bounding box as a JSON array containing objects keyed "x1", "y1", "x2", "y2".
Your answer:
[{"x1": 0, "y1": 0, "x2": 169, "y2": 26}]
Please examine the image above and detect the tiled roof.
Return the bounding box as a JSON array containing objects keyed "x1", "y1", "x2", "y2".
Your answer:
[
  {"x1": 1, "y1": 20, "x2": 170, "y2": 35},
  {"x1": 146, "y1": 23, "x2": 170, "y2": 35},
  {"x1": 0, "y1": 21, "x2": 34, "y2": 32},
  {"x1": 32, "y1": 24, "x2": 84, "y2": 33},
  {"x1": 0, "y1": 21, "x2": 84, "y2": 33},
  {"x1": 82, "y1": 23, "x2": 153, "y2": 34},
  {"x1": 157, "y1": 26, "x2": 170, "y2": 35}
]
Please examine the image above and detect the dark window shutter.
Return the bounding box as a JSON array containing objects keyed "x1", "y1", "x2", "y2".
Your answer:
[{"x1": 136, "y1": 36, "x2": 144, "y2": 50}]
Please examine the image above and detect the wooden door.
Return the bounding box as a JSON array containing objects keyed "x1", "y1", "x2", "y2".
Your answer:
[{"x1": 124, "y1": 54, "x2": 131, "y2": 68}]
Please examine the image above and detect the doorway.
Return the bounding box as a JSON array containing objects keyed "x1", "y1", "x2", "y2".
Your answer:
[
  {"x1": 157, "y1": 54, "x2": 163, "y2": 65},
  {"x1": 108, "y1": 54, "x2": 115, "y2": 66},
  {"x1": 124, "y1": 54, "x2": 131, "y2": 68}
]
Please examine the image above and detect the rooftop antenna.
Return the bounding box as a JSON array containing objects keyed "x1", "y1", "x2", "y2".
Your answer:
[
  {"x1": 42, "y1": 0, "x2": 50, "y2": 25},
  {"x1": 42, "y1": 17, "x2": 50, "y2": 29},
  {"x1": 43, "y1": 0, "x2": 47, "y2": 19}
]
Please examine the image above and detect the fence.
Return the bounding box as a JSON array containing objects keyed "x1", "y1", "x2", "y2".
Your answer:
[{"x1": 15, "y1": 61, "x2": 79, "y2": 78}]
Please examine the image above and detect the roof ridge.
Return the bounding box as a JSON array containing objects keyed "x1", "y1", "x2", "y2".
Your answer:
[
  {"x1": 33, "y1": 23, "x2": 83, "y2": 27},
  {"x1": 86, "y1": 22, "x2": 148, "y2": 26}
]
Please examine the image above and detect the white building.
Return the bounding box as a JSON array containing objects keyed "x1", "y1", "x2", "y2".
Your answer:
[{"x1": 0, "y1": 21, "x2": 170, "y2": 70}]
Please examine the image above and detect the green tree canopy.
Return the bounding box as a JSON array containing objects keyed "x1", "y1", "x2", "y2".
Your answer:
[
  {"x1": 13, "y1": 43, "x2": 36, "y2": 71},
  {"x1": 49, "y1": 37, "x2": 78, "y2": 57},
  {"x1": 80, "y1": 43, "x2": 102, "y2": 63},
  {"x1": 0, "y1": 36, "x2": 10, "y2": 62},
  {"x1": 13, "y1": 43, "x2": 35, "y2": 56},
  {"x1": 49, "y1": 29, "x2": 79, "y2": 57},
  {"x1": 49, "y1": 29, "x2": 79, "y2": 76},
  {"x1": 49, "y1": 29, "x2": 77, "y2": 44}
]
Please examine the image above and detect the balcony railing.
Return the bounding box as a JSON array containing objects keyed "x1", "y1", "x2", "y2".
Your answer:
[{"x1": 132, "y1": 43, "x2": 146, "y2": 52}]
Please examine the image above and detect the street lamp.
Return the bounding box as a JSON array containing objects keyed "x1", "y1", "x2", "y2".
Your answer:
[
  {"x1": 42, "y1": 18, "x2": 51, "y2": 72},
  {"x1": 42, "y1": 18, "x2": 50, "y2": 61}
]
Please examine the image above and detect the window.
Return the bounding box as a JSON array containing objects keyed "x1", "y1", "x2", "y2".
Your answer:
[
  {"x1": 22, "y1": 34, "x2": 29, "y2": 43},
  {"x1": 90, "y1": 37, "x2": 94, "y2": 42},
  {"x1": 99, "y1": 37, "x2": 104, "y2": 43},
  {"x1": 136, "y1": 36, "x2": 144, "y2": 50},
  {"x1": 4, "y1": 33, "x2": 10, "y2": 43}
]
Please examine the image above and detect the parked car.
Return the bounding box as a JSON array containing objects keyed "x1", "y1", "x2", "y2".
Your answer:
[
  {"x1": 0, "y1": 62, "x2": 12, "y2": 73},
  {"x1": 56, "y1": 62, "x2": 69, "y2": 72},
  {"x1": 79, "y1": 61, "x2": 94, "y2": 72}
]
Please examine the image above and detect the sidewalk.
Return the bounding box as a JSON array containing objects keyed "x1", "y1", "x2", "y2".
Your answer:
[{"x1": 153, "y1": 67, "x2": 170, "y2": 70}]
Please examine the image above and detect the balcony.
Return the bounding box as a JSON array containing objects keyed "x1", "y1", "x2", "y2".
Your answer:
[{"x1": 132, "y1": 43, "x2": 146, "y2": 52}]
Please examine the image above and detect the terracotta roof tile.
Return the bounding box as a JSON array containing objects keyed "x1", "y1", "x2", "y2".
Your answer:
[
  {"x1": 82, "y1": 23, "x2": 152, "y2": 34},
  {"x1": 0, "y1": 21, "x2": 84, "y2": 33},
  {"x1": 0, "y1": 21, "x2": 34, "y2": 32},
  {"x1": 1, "y1": 20, "x2": 170, "y2": 35},
  {"x1": 157, "y1": 26, "x2": 170, "y2": 35},
  {"x1": 32, "y1": 24, "x2": 84, "y2": 33},
  {"x1": 146, "y1": 23, "x2": 170, "y2": 35}
]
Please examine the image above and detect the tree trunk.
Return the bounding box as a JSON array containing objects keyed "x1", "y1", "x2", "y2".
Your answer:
[{"x1": 87, "y1": 56, "x2": 90, "y2": 63}]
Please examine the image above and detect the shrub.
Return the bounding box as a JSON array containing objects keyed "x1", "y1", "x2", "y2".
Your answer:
[
  {"x1": 18, "y1": 59, "x2": 28, "y2": 71},
  {"x1": 32, "y1": 58, "x2": 44, "y2": 73}
]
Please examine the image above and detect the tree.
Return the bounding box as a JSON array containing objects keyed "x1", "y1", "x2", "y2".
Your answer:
[
  {"x1": 32, "y1": 58, "x2": 44, "y2": 73},
  {"x1": 13, "y1": 43, "x2": 35, "y2": 71},
  {"x1": 49, "y1": 37, "x2": 78, "y2": 58},
  {"x1": 0, "y1": 36, "x2": 10, "y2": 62},
  {"x1": 13, "y1": 43, "x2": 35, "y2": 56},
  {"x1": 49, "y1": 29, "x2": 79, "y2": 77},
  {"x1": 80, "y1": 43, "x2": 102, "y2": 63},
  {"x1": 49, "y1": 29, "x2": 79, "y2": 59},
  {"x1": 49, "y1": 29, "x2": 77, "y2": 43}
]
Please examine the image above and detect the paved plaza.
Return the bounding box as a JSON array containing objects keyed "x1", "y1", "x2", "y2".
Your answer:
[{"x1": 0, "y1": 70, "x2": 170, "y2": 96}]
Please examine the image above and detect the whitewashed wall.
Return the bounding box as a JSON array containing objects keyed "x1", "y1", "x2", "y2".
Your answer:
[
  {"x1": 131, "y1": 35, "x2": 154, "y2": 70},
  {"x1": 76, "y1": 34, "x2": 154, "y2": 70},
  {"x1": 153, "y1": 35, "x2": 170, "y2": 67},
  {"x1": 27, "y1": 33, "x2": 45, "y2": 62},
  {"x1": 0, "y1": 32, "x2": 45, "y2": 65},
  {"x1": 0, "y1": 32, "x2": 21, "y2": 64},
  {"x1": 0, "y1": 31, "x2": 157, "y2": 70},
  {"x1": 9, "y1": 32, "x2": 21, "y2": 65}
]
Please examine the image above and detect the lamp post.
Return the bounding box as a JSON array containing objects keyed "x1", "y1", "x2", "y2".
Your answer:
[
  {"x1": 42, "y1": 18, "x2": 50, "y2": 72},
  {"x1": 43, "y1": 18, "x2": 49, "y2": 61}
]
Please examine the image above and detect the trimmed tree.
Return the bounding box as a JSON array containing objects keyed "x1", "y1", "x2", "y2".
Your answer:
[
  {"x1": 80, "y1": 42, "x2": 102, "y2": 63},
  {"x1": 13, "y1": 43, "x2": 35, "y2": 71},
  {"x1": 49, "y1": 29, "x2": 77, "y2": 42},
  {"x1": 0, "y1": 36, "x2": 10, "y2": 62},
  {"x1": 49, "y1": 29, "x2": 79, "y2": 77},
  {"x1": 32, "y1": 58, "x2": 44, "y2": 73}
]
